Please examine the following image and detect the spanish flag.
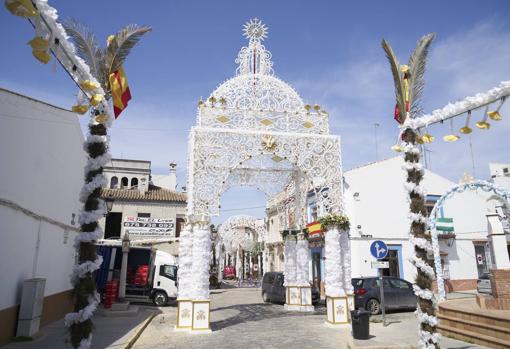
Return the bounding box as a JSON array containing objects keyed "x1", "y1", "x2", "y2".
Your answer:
[{"x1": 109, "y1": 66, "x2": 132, "y2": 118}]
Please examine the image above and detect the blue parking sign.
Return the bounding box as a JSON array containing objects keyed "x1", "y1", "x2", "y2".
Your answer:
[{"x1": 370, "y1": 240, "x2": 388, "y2": 260}]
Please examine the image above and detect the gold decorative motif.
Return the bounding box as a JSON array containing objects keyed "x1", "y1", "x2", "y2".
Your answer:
[
  {"x1": 181, "y1": 308, "x2": 190, "y2": 319},
  {"x1": 313, "y1": 104, "x2": 321, "y2": 111},
  {"x1": 219, "y1": 97, "x2": 227, "y2": 105},
  {"x1": 304, "y1": 104, "x2": 311, "y2": 111},
  {"x1": 488, "y1": 111, "x2": 501, "y2": 121},
  {"x1": 196, "y1": 310, "x2": 206, "y2": 321},
  {"x1": 475, "y1": 121, "x2": 490, "y2": 130},
  {"x1": 260, "y1": 118, "x2": 273, "y2": 126},
  {"x1": 303, "y1": 121, "x2": 314, "y2": 129},
  {"x1": 216, "y1": 115, "x2": 230, "y2": 123},
  {"x1": 391, "y1": 144, "x2": 402, "y2": 152},
  {"x1": 336, "y1": 304, "x2": 345, "y2": 316},
  {"x1": 443, "y1": 134, "x2": 460, "y2": 142},
  {"x1": 459, "y1": 126, "x2": 472, "y2": 134},
  {"x1": 261, "y1": 134, "x2": 277, "y2": 151},
  {"x1": 271, "y1": 155, "x2": 283, "y2": 163},
  {"x1": 94, "y1": 114, "x2": 109, "y2": 124},
  {"x1": 421, "y1": 133, "x2": 434, "y2": 143},
  {"x1": 72, "y1": 104, "x2": 89, "y2": 115}
]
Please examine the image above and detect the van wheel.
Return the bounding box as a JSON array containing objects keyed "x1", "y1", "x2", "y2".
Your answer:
[
  {"x1": 153, "y1": 291, "x2": 168, "y2": 307},
  {"x1": 262, "y1": 292, "x2": 270, "y2": 303}
]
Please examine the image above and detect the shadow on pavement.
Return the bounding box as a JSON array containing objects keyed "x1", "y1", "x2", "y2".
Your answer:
[{"x1": 210, "y1": 302, "x2": 324, "y2": 331}]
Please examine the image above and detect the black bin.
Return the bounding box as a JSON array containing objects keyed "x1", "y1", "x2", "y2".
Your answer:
[{"x1": 351, "y1": 309, "x2": 370, "y2": 340}]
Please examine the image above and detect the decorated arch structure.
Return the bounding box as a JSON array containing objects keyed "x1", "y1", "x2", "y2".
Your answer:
[{"x1": 176, "y1": 19, "x2": 353, "y2": 332}]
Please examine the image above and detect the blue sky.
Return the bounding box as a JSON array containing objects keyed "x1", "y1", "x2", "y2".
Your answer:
[{"x1": 1, "y1": 1, "x2": 510, "y2": 223}]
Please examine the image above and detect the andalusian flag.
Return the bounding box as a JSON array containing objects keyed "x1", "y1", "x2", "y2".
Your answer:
[{"x1": 109, "y1": 66, "x2": 132, "y2": 118}]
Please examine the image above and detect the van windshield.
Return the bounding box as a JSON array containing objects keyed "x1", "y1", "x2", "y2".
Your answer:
[{"x1": 160, "y1": 265, "x2": 177, "y2": 280}]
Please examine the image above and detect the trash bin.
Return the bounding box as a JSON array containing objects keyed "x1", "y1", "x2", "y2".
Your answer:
[{"x1": 351, "y1": 309, "x2": 370, "y2": 340}]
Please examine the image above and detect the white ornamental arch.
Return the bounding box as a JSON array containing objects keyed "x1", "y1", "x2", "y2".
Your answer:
[
  {"x1": 218, "y1": 215, "x2": 267, "y2": 254},
  {"x1": 178, "y1": 20, "x2": 350, "y2": 329},
  {"x1": 429, "y1": 180, "x2": 510, "y2": 301}
]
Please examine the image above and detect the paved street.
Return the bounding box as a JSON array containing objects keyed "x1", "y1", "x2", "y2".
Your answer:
[{"x1": 133, "y1": 288, "x2": 486, "y2": 349}]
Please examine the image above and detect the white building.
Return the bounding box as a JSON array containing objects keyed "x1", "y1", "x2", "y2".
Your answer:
[
  {"x1": 99, "y1": 159, "x2": 187, "y2": 257},
  {"x1": 266, "y1": 156, "x2": 507, "y2": 295},
  {"x1": 0, "y1": 89, "x2": 84, "y2": 345}
]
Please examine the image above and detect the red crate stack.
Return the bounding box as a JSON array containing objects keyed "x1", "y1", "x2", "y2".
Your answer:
[
  {"x1": 134, "y1": 265, "x2": 149, "y2": 286},
  {"x1": 103, "y1": 279, "x2": 119, "y2": 309}
]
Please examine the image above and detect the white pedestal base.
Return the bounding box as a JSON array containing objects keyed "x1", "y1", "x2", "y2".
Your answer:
[
  {"x1": 191, "y1": 300, "x2": 211, "y2": 331},
  {"x1": 326, "y1": 295, "x2": 350, "y2": 325},
  {"x1": 176, "y1": 299, "x2": 193, "y2": 330},
  {"x1": 285, "y1": 286, "x2": 315, "y2": 312}
]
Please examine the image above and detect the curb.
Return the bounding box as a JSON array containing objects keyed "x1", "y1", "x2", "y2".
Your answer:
[
  {"x1": 348, "y1": 341, "x2": 415, "y2": 349},
  {"x1": 124, "y1": 311, "x2": 158, "y2": 349}
]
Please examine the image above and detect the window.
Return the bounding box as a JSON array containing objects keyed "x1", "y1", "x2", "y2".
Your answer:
[
  {"x1": 263, "y1": 273, "x2": 275, "y2": 284},
  {"x1": 159, "y1": 265, "x2": 177, "y2": 280},
  {"x1": 175, "y1": 217, "x2": 185, "y2": 238},
  {"x1": 131, "y1": 177, "x2": 139, "y2": 188},
  {"x1": 110, "y1": 176, "x2": 118, "y2": 189},
  {"x1": 504, "y1": 168, "x2": 509, "y2": 174},
  {"x1": 374, "y1": 278, "x2": 391, "y2": 288},
  {"x1": 389, "y1": 279, "x2": 411, "y2": 289},
  {"x1": 138, "y1": 213, "x2": 151, "y2": 218},
  {"x1": 121, "y1": 177, "x2": 128, "y2": 188},
  {"x1": 425, "y1": 195, "x2": 441, "y2": 217}
]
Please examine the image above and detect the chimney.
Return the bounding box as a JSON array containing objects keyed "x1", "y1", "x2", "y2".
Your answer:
[{"x1": 169, "y1": 162, "x2": 177, "y2": 190}]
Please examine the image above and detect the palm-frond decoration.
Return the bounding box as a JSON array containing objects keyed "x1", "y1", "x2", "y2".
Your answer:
[
  {"x1": 63, "y1": 20, "x2": 104, "y2": 88},
  {"x1": 382, "y1": 39, "x2": 406, "y2": 123},
  {"x1": 407, "y1": 33, "x2": 436, "y2": 116},
  {"x1": 105, "y1": 24, "x2": 152, "y2": 78}
]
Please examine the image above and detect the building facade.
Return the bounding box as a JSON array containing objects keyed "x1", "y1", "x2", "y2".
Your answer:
[
  {"x1": 99, "y1": 159, "x2": 187, "y2": 257},
  {"x1": 265, "y1": 156, "x2": 510, "y2": 295},
  {"x1": 0, "y1": 89, "x2": 84, "y2": 345}
]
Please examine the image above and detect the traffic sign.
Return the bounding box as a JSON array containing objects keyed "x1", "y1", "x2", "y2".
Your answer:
[
  {"x1": 370, "y1": 240, "x2": 388, "y2": 259},
  {"x1": 371, "y1": 261, "x2": 389, "y2": 269}
]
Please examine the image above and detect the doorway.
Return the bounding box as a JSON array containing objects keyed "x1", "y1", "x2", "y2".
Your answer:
[
  {"x1": 381, "y1": 245, "x2": 403, "y2": 278},
  {"x1": 105, "y1": 212, "x2": 122, "y2": 239}
]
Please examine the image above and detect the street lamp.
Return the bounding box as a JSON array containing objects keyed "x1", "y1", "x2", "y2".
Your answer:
[{"x1": 118, "y1": 232, "x2": 131, "y2": 303}]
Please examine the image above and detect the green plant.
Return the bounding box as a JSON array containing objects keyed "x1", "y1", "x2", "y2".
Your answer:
[{"x1": 319, "y1": 214, "x2": 350, "y2": 231}]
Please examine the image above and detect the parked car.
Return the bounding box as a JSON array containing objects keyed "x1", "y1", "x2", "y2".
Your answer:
[
  {"x1": 477, "y1": 273, "x2": 492, "y2": 294},
  {"x1": 223, "y1": 265, "x2": 236, "y2": 279},
  {"x1": 261, "y1": 272, "x2": 320, "y2": 305},
  {"x1": 352, "y1": 277, "x2": 417, "y2": 315}
]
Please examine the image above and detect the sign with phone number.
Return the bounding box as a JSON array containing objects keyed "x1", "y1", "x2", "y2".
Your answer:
[{"x1": 122, "y1": 216, "x2": 175, "y2": 236}]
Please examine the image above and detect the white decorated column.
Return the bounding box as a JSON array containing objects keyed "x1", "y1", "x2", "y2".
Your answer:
[
  {"x1": 176, "y1": 223, "x2": 193, "y2": 330},
  {"x1": 296, "y1": 232, "x2": 314, "y2": 311},
  {"x1": 339, "y1": 230, "x2": 354, "y2": 319},
  {"x1": 324, "y1": 225, "x2": 348, "y2": 325},
  {"x1": 284, "y1": 233, "x2": 300, "y2": 310},
  {"x1": 190, "y1": 216, "x2": 212, "y2": 332}
]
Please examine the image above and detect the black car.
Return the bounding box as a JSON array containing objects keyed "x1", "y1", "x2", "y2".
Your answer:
[
  {"x1": 261, "y1": 272, "x2": 320, "y2": 305},
  {"x1": 352, "y1": 277, "x2": 417, "y2": 315}
]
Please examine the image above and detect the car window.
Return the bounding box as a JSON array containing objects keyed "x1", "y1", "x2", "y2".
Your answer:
[
  {"x1": 263, "y1": 273, "x2": 275, "y2": 284},
  {"x1": 275, "y1": 274, "x2": 284, "y2": 286},
  {"x1": 352, "y1": 279, "x2": 363, "y2": 288},
  {"x1": 389, "y1": 279, "x2": 411, "y2": 289},
  {"x1": 373, "y1": 279, "x2": 391, "y2": 288},
  {"x1": 160, "y1": 265, "x2": 177, "y2": 280}
]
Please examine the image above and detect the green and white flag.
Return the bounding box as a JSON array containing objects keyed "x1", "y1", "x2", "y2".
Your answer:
[{"x1": 436, "y1": 217, "x2": 454, "y2": 232}]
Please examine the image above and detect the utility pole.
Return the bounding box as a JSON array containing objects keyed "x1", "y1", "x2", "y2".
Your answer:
[{"x1": 374, "y1": 123, "x2": 380, "y2": 161}]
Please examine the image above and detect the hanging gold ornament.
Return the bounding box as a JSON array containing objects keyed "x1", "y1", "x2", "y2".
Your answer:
[
  {"x1": 304, "y1": 104, "x2": 311, "y2": 111},
  {"x1": 391, "y1": 144, "x2": 403, "y2": 152},
  {"x1": 421, "y1": 133, "x2": 434, "y2": 143},
  {"x1": 80, "y1": 80, "x2": 100, "y2": 91},
  {"x1": 32, "y1": 50, "x2": 51, "y2": 64},
  {"x1": 487, "y1": 111, "x2": 502, "y2": 121},
  {"x1": 5, "y1": 0, "x2": 38, "y2": 17},
  {"x1": 89, "y1": 94, "x2": 103, "y2": 106},
  {"x1": 416, "y1": 136, "x2": 424, "y2": 144},
  {"x1": 443, "y1": 134, "x2": 460, "y2": 142},
  {"x1": 459, "y1": 126, "x2": 472, "y2": 134},
  {"x1": 71, "y1": 104, "x2": 89, "y2": 115},
  {"x1": 444, "y1": 118, "x2": 460, "y2": 142},
  {"x1": 28, "y1": 37, "x2": 49, "y2": 51},
  {"x1": 94, "y1": 114, "x2": 109, "y2": 124},
  {"x1": 475, "y1": 121, "x2": 490, "y2": 129},
  {"x1": 475, "y1": 107, "x2": 490, "y2": 129}
]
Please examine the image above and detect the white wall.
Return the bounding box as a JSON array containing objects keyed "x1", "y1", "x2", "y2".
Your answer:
[
  {"x1": 345, "y1": 157, "x2": 490, "y2": 283},
  {"x1": 0, "y1": 89, "x2": 84, "y2": 310}
]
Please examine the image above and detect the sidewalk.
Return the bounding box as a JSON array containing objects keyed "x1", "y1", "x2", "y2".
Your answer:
[{"x1": 4, "y1": 306, "x2": 157, "y2": 349}]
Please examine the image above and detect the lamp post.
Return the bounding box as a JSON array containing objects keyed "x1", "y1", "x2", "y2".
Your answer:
[{"x1": 118, "y1": 232, "x2": 131, "y2": 303}]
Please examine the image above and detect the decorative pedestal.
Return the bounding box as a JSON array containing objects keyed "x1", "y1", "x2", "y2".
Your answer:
[
  {"x1": 284, "y1": 286, "x2": 315, "y2": 312},
  {"x1": 175, "y1": 299, "x2": 193, "y2": 331},
  {"x1": 347, "y1": 293, "x2": 355, "y2": 320},
  {"x1": 192, "y1": 300, "x2": 211, "y2": 332},
  {"x1": 325, "y1": 295, "x2": 350, "y2": 326}
]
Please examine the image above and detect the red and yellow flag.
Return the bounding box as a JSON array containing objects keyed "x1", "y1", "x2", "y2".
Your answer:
[{"x1": 109, "y1": 66, "x2": 132, "y2": 118}]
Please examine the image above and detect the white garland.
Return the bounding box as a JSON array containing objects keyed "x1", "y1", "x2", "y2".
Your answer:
[
  {"x1": 74, "y1": 227, "x2": 103, "y2": 248},
  {"x1": 190, "y1": 223, "x2": 211, "y2": 300},
  {"x1": 415, "y1": 307, "x2": 439, "y2": 327},
  {"x1": 404, "y1": 182, "x2": 427, "y2": 198},
  {"x1": 177, "y1": 225, "x2": 193, "y2": 299},
  {"x1": 412, "y1": 284, "x2": 436, "y2": 302},
  {"x1": 339, "y1": 230, "x2": 353, "y2": 293},
  {"x1": 410, "y1": 255, "x2": 435, "y2": 279},
  {"x1": 407, "y1": 80, "x2": 510, "y2": 129},
  {"x1": 324, "y1": 227, "x2": 344, "y2": 296},
  {"x1": 64, "y1": 291, "x2": 100, "y2": 326},
  {"x1": 78, "y1": 201, "x2": 106, "y2": 225},
  {"x1": 71, "y1": 256, "x2": 103, "y2": 283},
  {"x1": 409, "y1": 236, "x2": 432, "y2": 252},
  {"x1": 409, "y1": 212, "x2": 428, "y2": 224},
  {"x1": 79, "y1": 174, "x2": 107, "y2": 203},
  {"x1": 295, "y1": 237, "x2": 310, "y2": 286},
  {"x1": 283, "y1": 237, "x2": 297, "y2": 286}
]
